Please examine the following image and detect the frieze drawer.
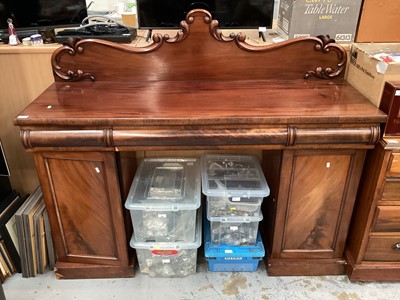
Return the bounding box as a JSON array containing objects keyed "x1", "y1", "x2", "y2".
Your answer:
[
  {"x1": 364, "y1": 236, "x2": 400, "y2": 261},
  {"x1": 372, "y1": 206, "x2": 400, "y2": 232}
]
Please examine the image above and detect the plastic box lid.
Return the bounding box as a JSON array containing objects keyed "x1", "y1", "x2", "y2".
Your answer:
[
  {"x1": 201, "y1": 154, "x2": 270, "y2": 198},
  {"x1": 130, "y1": 209, "x2": 202, "y2": 250},
  {"x1": 204, "y1": 219, "x2": 265, "y2": 258},
  {"x1": 125, "y1": 158, "x2": 201, "y2": 211}
]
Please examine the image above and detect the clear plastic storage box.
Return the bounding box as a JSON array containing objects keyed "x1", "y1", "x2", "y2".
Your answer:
[
  {"x1": 130, "y1": 210, "x2": 202, "y2": 278},
  {"x1": 201, "y1": 154, "x2": 269, "y2": 218},
  {"x1": 208, "y1": 214, "x2": 263, "y2": 246},
  {"x1": 125, "y1": 157, "x2": 201, "y2": 243},
  {"x1": 204, "y1": 219, "x2": 265, "y2": 272},
  {"x1": 206, "y1": 196, "x2": 263, "y2": 218}
]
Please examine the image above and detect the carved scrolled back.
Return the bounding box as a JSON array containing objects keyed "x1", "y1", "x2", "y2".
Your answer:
[
  {"x1": 51, "y1": 9, "x2": 348, "y2": 82},
  {"x1": 304, "y1": 35, "x2": 347, "y2": 79},
  {"x1": 161, "y1": 20, "x2": 190, "y2": 43},
  {"x1": 209, "y1": 20, "x2": 236, "y2": 42},
  {"x1": 51, "y1": 36, "x2": 166, "y2": 82},
  {"x1": 162, "y1": 9, "x2": 219, "y2": 43},
  {"x1": 231, "y1": 33, "x2": 346, "y2": 79},
  {"x1": 52, "y1": 38, "x2": 95, "y2": 82},
  {"x1": 161, "y1": 8, "x2": 232, "y2": 42}
]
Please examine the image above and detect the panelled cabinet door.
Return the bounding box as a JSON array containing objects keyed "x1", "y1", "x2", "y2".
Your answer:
[
  {"x1": 34, "y1": 151, "x2": 129, "y2": 266},
  {"x1": 273, "y1": 149, "x2": 365, "y2": 260}
]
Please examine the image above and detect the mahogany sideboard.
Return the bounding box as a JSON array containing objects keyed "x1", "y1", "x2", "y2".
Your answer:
[{"x1": 13, "y1": 10, "x2": 386, "y2": 279}]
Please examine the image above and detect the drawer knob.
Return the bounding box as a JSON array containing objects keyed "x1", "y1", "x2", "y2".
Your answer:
[{"x1": 393, "y1": 243, "x2": 400, "y2": 250}]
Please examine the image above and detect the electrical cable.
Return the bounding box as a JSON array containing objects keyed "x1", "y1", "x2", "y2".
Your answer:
[{"x1": 80, "y1": 15, "x2": 137, "y2": 30}]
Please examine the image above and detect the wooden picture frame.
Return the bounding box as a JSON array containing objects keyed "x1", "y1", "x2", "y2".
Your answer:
[{"x1": 0, "y1": 193, "x2": 28, "y2": 273}]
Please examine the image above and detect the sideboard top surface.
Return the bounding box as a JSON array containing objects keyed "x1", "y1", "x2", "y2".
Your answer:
[{"x1": 14, "y1": 79, "x2": 386, "y2": 127}]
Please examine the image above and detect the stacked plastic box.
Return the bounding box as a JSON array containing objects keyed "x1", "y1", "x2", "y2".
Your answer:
[
  {"x1": 204, "y1": 218, "x2": 265, "y2": 272},
  {"x1": 125, "y1": 157, "x2": 202, "y2": 277},
  {"x1": 201, "y1": 154, "x2": 269, "y2": 271}
]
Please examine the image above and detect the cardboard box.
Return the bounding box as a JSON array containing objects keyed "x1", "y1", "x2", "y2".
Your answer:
[
  {"x1": 356, "y1": 0, "x2": 400, "y2": 43},
  {"x1": 346, "y1": 43, "x2": 400, "y2": 107},
  {"x1": 277, "y1": 0, "x2": 363, "y2": 43}
]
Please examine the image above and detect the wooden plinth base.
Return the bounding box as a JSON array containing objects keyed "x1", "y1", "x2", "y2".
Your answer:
[
  {"x1": 265, "y1": 257, "x2": 346, "y2": 276},
  {"x1": 345, "y1": 251, "x2": 400, "y2": 282},
  {"x1": 54, "y1": 261, "x2": 135, "y2": 279}
]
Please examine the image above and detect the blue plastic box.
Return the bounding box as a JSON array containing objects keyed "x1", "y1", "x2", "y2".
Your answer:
[{"x1": 204, "y1": 219, "x2": 265, "y2": 272}]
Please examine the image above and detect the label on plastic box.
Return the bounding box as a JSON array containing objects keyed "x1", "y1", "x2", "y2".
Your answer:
[
  {"x1": 224, "y1": 250, "x2": 233, "y2": 254},
  {"x1": 162, "y1": 259, "x2": 171, "y2": 264},
  {"x1": 229, "y1": 226, "x2": 239, "y2": 231},
  {"x1": 157, "y1": 213, "x2": 167, "y2": 218},
  {"x1": 231, "y1": 197, "x2": 241, "y2": 202},
  {"x1": 151, "y1": 250, "x2": 179, "y2": 256}
]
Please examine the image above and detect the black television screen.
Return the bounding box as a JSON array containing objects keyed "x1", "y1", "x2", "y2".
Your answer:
[
  {"x1": 137, "y1": 0, "x2": 274, "y2": 29},
  {"x1": 0, "y1": 0, "x2": 87, "y2": 32}
]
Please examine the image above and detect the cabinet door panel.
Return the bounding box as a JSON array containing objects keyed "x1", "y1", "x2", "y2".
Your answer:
[
  {"x1": 35, "y1": 152, "x2": 129, "y2": 266},
  {"x1": 283, "y1": 155, "x2": 350, "y2": 253},
  {"x1": 274, "y1": 150, "x2": 364, "y2": 261}
]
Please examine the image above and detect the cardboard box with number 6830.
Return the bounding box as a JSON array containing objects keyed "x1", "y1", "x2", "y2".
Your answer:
[{"x1": 277, "y1": 0, "x2": 363, "y2": 43}]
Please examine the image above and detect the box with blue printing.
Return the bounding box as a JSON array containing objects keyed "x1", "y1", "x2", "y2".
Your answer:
[{"x1": 204, "y1": 219, "x2": 265, "y2": 272}]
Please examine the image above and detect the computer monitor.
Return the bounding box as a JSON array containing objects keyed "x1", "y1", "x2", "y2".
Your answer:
[{"x1": 137, "y1": 0, "x2": 274, "y2": 29}]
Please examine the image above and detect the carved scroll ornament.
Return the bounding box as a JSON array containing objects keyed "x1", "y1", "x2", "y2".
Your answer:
[
  {"x1": 303, "y1": 35, "x2": 347, "y2": 79},
  {"x1": 51, "y1": 9, "x2": 347, "y2": 82},
  {"x1": 52, "y1": 38, "x2": 95, "y2": 82}
]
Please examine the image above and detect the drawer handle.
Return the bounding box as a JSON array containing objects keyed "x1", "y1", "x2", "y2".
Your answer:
[{"x1": 393, "y1": 243, "x2": 400, "y2": 250}]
